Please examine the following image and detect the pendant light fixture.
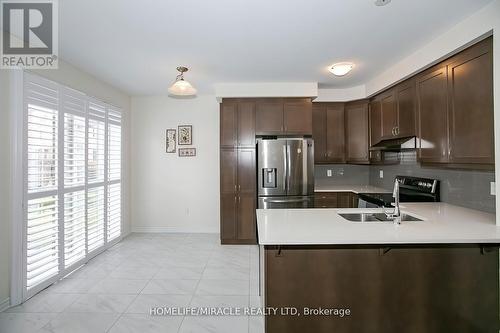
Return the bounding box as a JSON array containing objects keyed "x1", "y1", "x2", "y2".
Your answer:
[{"x1": 168, "y1": 66, "x2": 197, "y2": 96}]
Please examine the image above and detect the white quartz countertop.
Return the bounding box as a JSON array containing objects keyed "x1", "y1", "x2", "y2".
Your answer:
[
  {"x1": 314, "y1": 184, "x2": 389, "y2": 193},
  {"x1": 256, "y1": 203, "x2": 500, "y2": 245}
]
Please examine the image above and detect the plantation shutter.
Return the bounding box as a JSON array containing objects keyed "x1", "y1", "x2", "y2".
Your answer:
[
  {"x1": 25, "y1": 75, "x2": 60, "y2": 291},
  {"x1": 62, "y1": 88, "x2": 87, "y2": 268},
  {"x1": 107, "y1": 106, "x2": 121, "y2": 241},
  {"x1": 23, "y1": 73, "x2": 123, "y2": 299}
]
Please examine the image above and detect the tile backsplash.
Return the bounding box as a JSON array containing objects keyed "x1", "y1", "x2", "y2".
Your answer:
[
  {"x1": 368, "y1": 152, "x2": 495, "y2": 213},
  {"x1": 315, "y1": 164, "x2": 370, "y2": 186},
  {"x1": 315, "y1": 153, "x2": 495, "y2": 213}
]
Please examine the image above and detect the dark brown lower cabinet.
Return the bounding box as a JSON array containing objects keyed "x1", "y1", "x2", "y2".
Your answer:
[
  {"x1": 314, "y1": 192, "x2": 358, "y2": 208},
  {"x1": 220, "y1": 148, "x2": 257, "y2": 244},
  {"x1": 264, "y1": 245, "x2": 499, "y2": 333}
]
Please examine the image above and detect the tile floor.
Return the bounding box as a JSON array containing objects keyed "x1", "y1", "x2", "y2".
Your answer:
[{"x1": 0, "y1": 233, "x2": 264, "y2": 333}]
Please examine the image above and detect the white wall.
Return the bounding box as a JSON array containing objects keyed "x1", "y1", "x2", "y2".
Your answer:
[
  {"x1": 130, "y1": 95, "x2": 220, "y2": 233},
  {"x1": 0, "y1": 70, "x2": 11, "y2": 308},
  {"x1": 1, "y1": 60, "x2": 131, "y2": 307}
]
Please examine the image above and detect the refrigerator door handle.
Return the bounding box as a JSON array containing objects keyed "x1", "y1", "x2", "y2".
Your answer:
[
  {"x1": 282, "y1": 144, "x2": 287, "y2": 192},
  {"x1": 286, "y1": 143, "x2": 291, "y2": 193},
  {"x1": 264, "y1": 198, "x2": 311, "y2": 203}
]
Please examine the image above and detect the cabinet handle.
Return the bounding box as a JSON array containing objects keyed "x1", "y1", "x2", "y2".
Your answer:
[
  {"x1": 238, "y1": 184, "x2": 241, "y2": 191},
  {"x1": 238, "y1": 196, "x2": 241, "y2": 203},
  {"x1": 396, "y1": 127, "x2": 399, "y2": 135},
  {"x1": 234, "y1": 185, "x2": 237, "y2": 192}
]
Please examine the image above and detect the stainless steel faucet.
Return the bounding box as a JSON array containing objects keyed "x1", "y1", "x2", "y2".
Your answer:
[{"x1": 386, "y1": 179, "x2": 401, "y2": 224}]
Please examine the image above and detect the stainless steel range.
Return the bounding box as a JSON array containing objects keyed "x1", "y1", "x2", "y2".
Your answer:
[{"x1": 358, "y1": 175, "x2": 440, "y2": 208}]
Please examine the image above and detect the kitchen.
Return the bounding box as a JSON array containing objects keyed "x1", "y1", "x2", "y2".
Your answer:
[
  {"x1": 1, "y1": 1, "x2": 500, "y2": 333},
  {"x1": 220, "y1": 35, "x2": 498, "y2": 332}
]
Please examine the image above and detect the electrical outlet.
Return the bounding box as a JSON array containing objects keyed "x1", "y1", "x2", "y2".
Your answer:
[
  {"x1": 379, "y1": 170, "x2": 384, "y2": 179},
  {"x1": 327, "y1": 169, "x2": 333, "y2": 177},
  {"x1": 490, "y1": 182, "x2": 496, "y2": 196}
]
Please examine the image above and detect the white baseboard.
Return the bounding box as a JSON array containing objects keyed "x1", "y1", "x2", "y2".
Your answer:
[
  {"x1": 131, "y1": 226, "x2": 218, "y2": 234},
  {"x1": 0, "y1": 297, "x2": 10, "y2": 312}
]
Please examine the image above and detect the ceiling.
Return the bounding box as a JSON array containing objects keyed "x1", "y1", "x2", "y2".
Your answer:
[{"x1": 59, "y1": 0, "x2": 493, "y2": 95}]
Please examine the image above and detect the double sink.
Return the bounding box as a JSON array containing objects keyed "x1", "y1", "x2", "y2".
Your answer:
[{"x1": 339, "y1": 212, "x2": 423, "y2": 222}]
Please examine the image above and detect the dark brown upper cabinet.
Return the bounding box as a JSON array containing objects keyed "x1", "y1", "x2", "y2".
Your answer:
[
  {"x1": 380, "y1": 90, "x2": 398, "y2": 139},
  {"x1": 312, "y1": 104, "x2": 327, "y2": 163},
  {"x1": 345, "y1": 100, "x2": 370, "y2": 164},
  {"x1": 256, "y1": 98, "x2": 312, "y2": 135},
  {"x1": 395, "y1": 79, "x2": 416, "y2": 138},
  {"x1": 416, "y1": 65, "x2": 449, "y2": 163},
  {"x1": 447, "y1": 37, "x2": 493, "y2": 165},
  {"x1": 312, "y1": 103, "x2": 345, "y2": 164},
  {"x1": 370, "y1": 79, "x2": 416, "y2": 143},
  {"x1": 220, "y1": 99, "x2": 256, "y2": 148},
  {"x1": 220, "y1": 100, "x2": 238, "y2": 147},
  {"x1": 369, "y1": 99, "x2": 382, "y2": 146},
  {"x1": 255, "y1": 99, "x2": 284, "y2": 135}
]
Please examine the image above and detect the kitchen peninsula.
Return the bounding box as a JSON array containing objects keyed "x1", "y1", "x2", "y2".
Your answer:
[{"x1": 256, "y1": 203, "x2": 500, "y2": 333}]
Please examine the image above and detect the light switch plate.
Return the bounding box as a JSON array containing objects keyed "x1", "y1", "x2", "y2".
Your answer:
[
  {"x1": 490, "y1": 182, "x2": 496, "y2": 196},
  {"x1": 327, "y1": 169, "x2": 333, "y2": 177},
  {"x1": 379, "y1": 170, "x2": 384, "y2": 179}
]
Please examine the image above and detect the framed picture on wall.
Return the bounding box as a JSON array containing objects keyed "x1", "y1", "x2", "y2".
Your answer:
[
  {"x1": 178, "y1": 125, "x2": 192, "y2": 145},
  {"x1": 178, "y1": 148, "x2": 196, "y2": 157},
  {"x1": 166, "y1": 129, "x2": 176, "y2": 153}
]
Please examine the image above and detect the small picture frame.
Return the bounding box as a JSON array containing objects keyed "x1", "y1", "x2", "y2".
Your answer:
[
  {"x1": 178, "y1": 125, "x2": 192, "y2": 145},
  {"x1": 166, "y1": 129, "x2": 176, "y2": 153},
  {"x1": 178, "y1": 148, "x2": 196, "y2": 157}
]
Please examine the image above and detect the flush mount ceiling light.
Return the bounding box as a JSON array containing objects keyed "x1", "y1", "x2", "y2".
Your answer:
[
  {"x1": 374, "y1": 0, "x2": 391, "y2": 6},
  {"x1": 329, "y1": 62, "x2": 355, "y2": 76},
  {"x1": 168, "y1": 66, "x2": 197, "y2": 96}
]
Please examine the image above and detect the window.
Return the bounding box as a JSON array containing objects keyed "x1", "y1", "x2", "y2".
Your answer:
[{"x1": 23, "y1": 73, "x2": 123, "y2": 298}]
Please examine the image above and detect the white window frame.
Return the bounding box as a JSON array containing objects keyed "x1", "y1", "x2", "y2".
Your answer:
[{"x1": 10, "y1": 71, "x2": 124, "y2": 304}]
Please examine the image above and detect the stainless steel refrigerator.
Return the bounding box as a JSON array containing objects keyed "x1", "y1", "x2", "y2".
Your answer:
[{"x1": 257, "y1": 138, "x2": 314, "y2": 209}]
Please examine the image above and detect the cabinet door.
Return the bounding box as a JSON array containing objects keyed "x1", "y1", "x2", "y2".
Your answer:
[
  {"x1": 284, "y1": 98, "x2": 312, "y2": 135},
  {"x1": 314, "y1": 192, "x2": 338, "y2": 208},
  {"x1": 220, "y1": 149, "x2": 237, "y2": 194},
  {"x1": 237, "y1": 193, "x2": 256, "y2": 241},
  {"x1": 237, "y1": 148, "x2": 256, "y2": 242},
  {"x1": 396, "y1": 80, "x2": 416, "y2": 138},
  {"x1": 256, "y1": 99, "x2": 283, "y2": 135},
  {"x1": 448, "y1": 38, "x2": 493, "y2": 164},
  {"x1": 381, "y1": 90, "x2": 397, "y2": 139},
  {"x1": 312, "y1": 104, "x2": 327, "y2": 163},
  {"x1": 237, "y1": 148, "x2": 256, "y2": 194},
  {"x1": 370, "y1": 99, "x2": 382, "y2": 146},
  {"x1": 337, "y1": 192, "x2": 351, "y2": 208},
  {"x1": 237, "y1": 100, "x2": 256, "y2": 147},
  {"x1": 220, "y1": 194, "x2": 237, "y2": 241},
  {"x1": 346, "y1": 101, "x2": 370, "y2": 164},
  {"x1": 326, "y1": 104, "x2": 345, "y2": 163},
  {"x1": 416, "y1": 66, "x2": 449, "y2": 163},
  {"x1": 220, "y1": 101, "x2": 238, "y2": 147}
]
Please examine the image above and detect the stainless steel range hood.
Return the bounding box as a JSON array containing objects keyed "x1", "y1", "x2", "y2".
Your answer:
[{"x1": 369, "y1": 136, "x2": 417, "y2": 152}]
